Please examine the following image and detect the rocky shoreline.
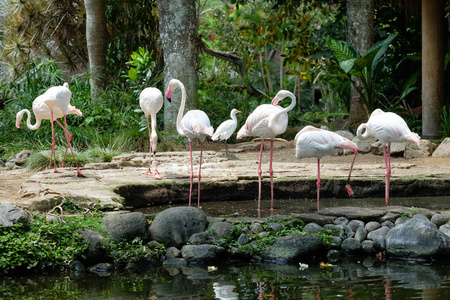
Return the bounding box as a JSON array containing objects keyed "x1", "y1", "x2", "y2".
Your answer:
[{"x1": 2, "y1": 203, "x2": 450, "y2": 276}]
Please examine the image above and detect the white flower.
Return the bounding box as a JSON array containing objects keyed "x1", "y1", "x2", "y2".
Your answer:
[{"x1": 299, "y1": 263, "x2": 309, "y2": 271}]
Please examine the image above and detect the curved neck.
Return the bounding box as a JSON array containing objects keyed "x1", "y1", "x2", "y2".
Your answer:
[
  {"x1": 356, "y1": 123, "x2": 370, "y2": 140},
  {"x1": 18, "y1": 109, "x2": 41, "y2": 130},
  {"x1": 268, "y1": 91, "x2": 296, "y2": 131},
  {"x1": 174, "y1": 80, "x2": 187, "y2": 137},
  {"x1": 230, "y1": 111, "x2": 238, "y2": 123}
]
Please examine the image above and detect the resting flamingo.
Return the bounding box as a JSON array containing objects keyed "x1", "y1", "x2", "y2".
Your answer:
[
  {"x1": 357, "y1": 108, "x2": 420, "y2": 206},
  {"x1": 16, "y1": 84, "x2": 84, "y2": 175},
  {"x1": 40, "y1": 82, "x2": 85, "y2": 177},
  {"x1": 211, "y1": 108, "x2": 241, "y2": 155},
  {"x1": 295, "y1": 126, "x2": 358, "y2": 211},
  {"x1": 139, "y1": 87, "x2": 164, "y2": 179},
  {"x1": 237, "y1": 90, "x2": 296, "y2": 211},
  {"x1": 165, "y1": 79, "x2": 214, "y2": 208}
]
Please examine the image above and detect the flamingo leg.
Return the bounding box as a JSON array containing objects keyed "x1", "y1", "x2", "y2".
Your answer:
[
  {"x1": 269, "y1": 139, "x2": 274, "y2": 210},
  {"x1": 188, "y1": 141, "x2": 194, "y2": 207},
  {"x1": 55, "y1": 119, "x2": 70, "y2": 168},
  {"x1": 257, "y1": 139, "x2": 264, "y2": 211},
  {"x1": 61, "y1": 115, "x2": 86, "y2": 178},
  {"x1": 383, "y1": 145, "x2": 391, "y2": 206},
  {"x1": 49, "y1": 112, "x2": 61, "y2": 173},
  {"x1": 153, "y1": 151, "x2": 163, "y2": 179},
  {"x1": 197, "y1": 142, "x2": 203, "y2": 208},
  {"x1": 344, "y1": 148, "x2": 358, "y2": 197},
  {"x1": 145, "y1": 116, "x2": 152, "y2": 175},
  {"x1": 316, "y1": 158, "x2": 321, "y2": 211}
]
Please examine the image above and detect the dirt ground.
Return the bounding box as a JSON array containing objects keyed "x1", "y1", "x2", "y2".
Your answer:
[{"x1": 1, "y1": 139, "x2": 448, "y2": 206}]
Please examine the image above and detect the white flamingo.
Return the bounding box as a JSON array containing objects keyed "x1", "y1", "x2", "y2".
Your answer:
[
  {"x1": 211, "y1": 108, "x2": 241, "y2": 155},
  {"x1": 139, "y1": 87, "x2": 164, "y2": 179},
  {"x1": 15, "y1": 83, "x2": 84, "y2": 176},
  {"x1": 357, "y1": 108, "x2": 420, "y2": 206},
  {"x1": 295, "y1": 126, "x2": 358, "y2": 211},
  {"x1": 165, "y1": 79, "x2": 214, "y2": 208},
  {"x1": 237, "y1": 90, "x2": 296, "y2": 211}
]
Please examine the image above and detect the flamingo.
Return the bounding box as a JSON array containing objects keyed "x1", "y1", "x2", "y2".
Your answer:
[
  {"x1": 236, "y1": 90, "x2": 296, "y2": 211},
  {"x1": 211, "y1": 108, "x2": 241, "y2": 155},
  {"x1": 40, "y1": 82, "x2": 85, "y2": 177},
  {"x1": 15, "y1": 85, "x2": 84, "y2": 175},
  {"x1": 139, "y1": 87, "x2": 164, "y2": 179},
  {"x1": 165, "y1": 79, "x2": 214, "y2": 208},
  {"x1": 295, "y1": 126, "x2": 358, "y2": 211},
  {"x1": 357, "y1": 108, "x2": 420, "y2": 206}
]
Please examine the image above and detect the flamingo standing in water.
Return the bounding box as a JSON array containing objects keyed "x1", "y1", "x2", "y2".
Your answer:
[
  {"x1": 295, "y1": 126, "x2": 358, "y2": 211},
  {"x1": 139, "y1": 87, "x2": 164, "y2": 179},
  {"x1": 237, "y1": 90, "x2": 296, "y2": 211},
  {"x1": 15, "y1": 83, "x2": 84, "y2": 176},
  {"x1": 211, "y1": 108, "x2": 241, "y2": 155},
  {"x1": 165, "y1": 79, "x2": 214, "y2": 208},
  {"x1": 357, "y1": 109, "x2": 420, "y2": 206}
]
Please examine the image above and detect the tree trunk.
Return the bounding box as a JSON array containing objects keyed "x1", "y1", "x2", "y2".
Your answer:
[
  {"x1": 346, "y1": 0, "x2": 373, "y2": 129},
  {"x1": 422, "y1": 0, "x2": 445, "y2": 138},
  {"x1": 85, "y1": 0, "x2": 108, "y2": 98},
  {"x1": 159, "y1": 0, "x2": 198, "y2": 136}
]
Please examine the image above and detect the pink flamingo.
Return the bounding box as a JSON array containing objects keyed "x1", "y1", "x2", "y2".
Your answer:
[
  {"x1": 139, "y1": 87, "x2": 164, "y2": 179},
  {"x1": 237, "y1": 90, "x2": 296, "y2": 211},
  {"x1": 165, "y1": 79, "x2": 214, "y2": 208},
  {"x1": 357, "y1": 109, "x2": 420, "y2": 206},
  {"x1": 295, "y1": 126, "x2": 358, "y2": 211},
  {"x1": 16, "y1": 84, "x2": 84, "y2": 176},
  {"x1": 41, "y1": 82, "x2": 85, "y2": 177}
]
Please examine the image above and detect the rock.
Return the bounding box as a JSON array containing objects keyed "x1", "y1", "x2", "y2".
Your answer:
[
  {"x1": 353, "y1": 136, "x2": 378, "y2": 154},
  {"x1": 348, "y1": 220, "x2": 365, "y2": 232},
  {"x1": 341, "y1": 238, "x2": 362, "y2": 254},
  {"x1": 13, "y1": 150, "x2": 33, "y2": 165},
  {"x1": 431, "y1": 214, "x2": 450, "y2": 228},
  {"x1": 102, "y1": 212, "x2": 149, "y2": 242},
  {"x1": 334, "y1": 216, "x2": 349, "y2": 225},
  {"x1": 208, "y1": 221, "x2": 234, "y2": 240},
  {"x1": 367, "y1": 226, "x2": 390, "y2": 241},
  {"x1": 381, "y1": 220, "x2": 395, "y2": 229},
  {"x1": 70, "y1": 260, "x2": 87, "y2": 273},
  {"x1": 354, "y1": 226, "x2": 367, "y2": 242},
  {"x1": 336, "y1": 130, "x2": 355, "y2": 141},
  {"x1": 432, "y1": 138, "x2": 450, "y2": 158},
  {"x1": 439, "y1": 224, "x2": 450, "y2": 237},
  {"x1": 370, "y1": 141, "x2": 405, "y2": 156},
  {"x1": 163, "y1": 258, "x2": 187, "y2": 268},
  {"x1": 250, "y1": 223, "x2": 264, "y2": 234},
  {"x1": 362, "y1": 240, "x2": 374, "y2": 254},
  {"x1": 0, "y1": 203, "x2": 30, "y2": 227},
  {"x1": 386, "y1": 218, "x2": 450, "y2": 259},
  {"x1": 166, "y1": 247, "x2": 181, "y2": 259},
  {"x1": 365, "y1": 221, "x2": 381, "y2": 232},
  {"x1": 395, "y1": 216, "x2": 410, "y2": 226},
  {"x1": 373, "y1": 236, "x2": 386, "y2": 252},
  {"x1": 413, "y1": 214, "x2": 429, "y2": 221},
  {"x1": 303, "y1": 223, "x2": 322, "y2": 233},
  {"x1": 89, "y1": 263, "x2": 114, "y2": 276},
  {"x1": 319, "y1": 207, "x2": 386, "y2": 222},
  {"x1": 329, "y1": 236, "x2": 342, "y2": 249},
  {"x1": 238, "y1": 233, "x2": 249, "y2": 245},
  {"x1": 188, "y1": 232, "x2": 212, "y2": 245},
  {"x1": 262, "y1": 234, "x2": 323, "y2": 263},
  {"x1": 266, "y1": 222, "x2": 283, "y2": 233},
  {"x1": 149, "y1": 207, "x2": 207, "y2": 247},
  {"x1": 45, "y1": 215, "x2": 61, "y2": 223},
  {"x1": 405, "y1": 139, "x2": 436, "y2": 158},
  {"x1": 181, "y1": 244, "x2": 226, "y2": 264},
  {"x1": 79, "y1": 229, "x2": 105, "y2": 263},
  {"x1": 334, "y1": 224, "x2": 354, "y2": 240}
]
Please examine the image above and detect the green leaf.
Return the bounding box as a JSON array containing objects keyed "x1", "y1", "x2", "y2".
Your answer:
[{"x1": 326, "y1": 38, "x2": 360, "y2": 63}]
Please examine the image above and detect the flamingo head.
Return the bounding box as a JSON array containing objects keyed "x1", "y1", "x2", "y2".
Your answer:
[
  {"x1": 165, "y1": 79, "x2": 181, "y2": 102},
  {"x1": 68, "y1": 105, "x2": 83, "y2": 116}
]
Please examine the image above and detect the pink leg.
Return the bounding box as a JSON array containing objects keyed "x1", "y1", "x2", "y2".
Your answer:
[
  {"x1": 197, "y1": 142, "x2": 203, "y2": 208},
  {"x1": 257, "y1": 139, "x2": 264, "y2": 211},
  {"x1": 345, "y1": 148, "x2": 358, "y2": 197},
  {"x1": 383, "y1": 145, "x2": 391, "y2": 206},
  {"x1": 49, "y1": 113, "x2": 61, "y2": 173},
  {"x1": 317, "y1": 159, "x2": 321, "y2": 211},
  {"x1": 188, "y1": 141, "x2": 193, "y2": 206},
  {"x1": 145, "y1": 116, "x2": 152, "y2": 175},
  {"x1": 153, "y1": 151, "x2": 163, "y2": 179},
  {"x1": 56, "y1": 119, "x2": 70, "y2": 168},
  {"x1": 269, "y1": 140, "x2": 274, "y2": 210},
  {"x1": 61, "y1": 115, "x2": 86, "y2": 178}
]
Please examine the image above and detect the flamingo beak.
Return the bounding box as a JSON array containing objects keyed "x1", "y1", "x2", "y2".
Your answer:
[{"x1": 165, "y1": 87, "x2": 172, "y2": 102}]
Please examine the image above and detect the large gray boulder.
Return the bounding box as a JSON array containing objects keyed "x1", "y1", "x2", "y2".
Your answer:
[
  {"x1": 79, "y1": 229, "x2": 105, "y2": 263},
  {"x1": 150, "y1": 207, "x2": 207, "y2": 247},
  {"x1": 181, "y1": 244, "x2": 226, "y2": 264},
  {"x1": 208, "y1": 221, "x2": 234, "y2": 241},
  {"x1": 262, "y1": 234, "x2": 323, "y2": 263},
  {"x1": 386, "y1": 218, "x2": 450, "y2": 259},
  {"x1": 432, "y1": 137, "x2": 450, "y2": 158},
  {"x1": 0, "y1": 203, "x2": 30, "y2": 227},
  {"x1": 102, "y1": 212, "x2": 149, "y2": 242}
]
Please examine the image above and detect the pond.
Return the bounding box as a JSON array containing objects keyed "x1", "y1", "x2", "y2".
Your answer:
[{"x1": 2, "y1": 256, "x2": 450, "y2": 299}]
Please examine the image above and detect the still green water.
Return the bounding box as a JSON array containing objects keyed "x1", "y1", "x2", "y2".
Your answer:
[{"x1": 2, "y1": 256, "x2": 450, "y2": 299}]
